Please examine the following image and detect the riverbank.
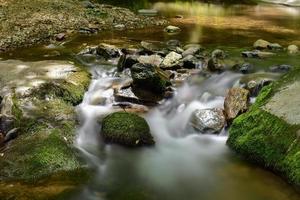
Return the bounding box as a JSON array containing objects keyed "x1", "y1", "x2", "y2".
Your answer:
[{"x1": 0, "y1": 0, "x2": 167, "y2": 52}]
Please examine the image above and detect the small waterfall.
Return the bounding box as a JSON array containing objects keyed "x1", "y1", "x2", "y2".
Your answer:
[{"x1": 74, "y1": 62, "x2": 245, "y2": 200}]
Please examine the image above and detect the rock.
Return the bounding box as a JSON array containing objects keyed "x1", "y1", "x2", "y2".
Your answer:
[
  {"x1": 138, "y1": 9, "x2": 158, "y2": 16},
  {"x1": 241, "y1": 50, "x2": 275, "y2": 58},
  {"x1": 182, "y1": 55, "x2": 201, "y2": 69},
  {"x1": 114, "y1": 86, "x2": 160, "y2": 106},
  {"x1": 268, "y1": 43, "x2": 282, "y2": 50},
  {"x1": 287, "y1": 44, "x2": 299, "y2": 54},
  {"x1": 96, "y1": 43, "x2": 120, "y2": 59},
  {"x1": 164, "y1": 25, "x2": 181, "y2": 33},
  {"x1": 0, "y1": 115, "x2": 15, "y2": 135},
  {"x1": 119, "y1": 55, "x2": 139, "y2": 70},
  {"x1": 246, "y1": 79, "x2": 273, "y2": 96},
  {"x1": 77, "y1": 46, "x2": 98, "y2": 56},
  {"x1": 182, "y1": 46, "x2": 202, "y2": 57},
  {"x1": 224, "y1": 88, "x2": 250, "y2": 122},
  {"x1": 101, "y1": 112, "x2": 155, "y2": 147},
  {"x1": 131, "y1": 63, "x2": 167, "y2": 94},
  {"x1": 161, "y1": 51, "x2": 182, "y2": 69},
  {"x1": 227, "y1": 69, "x2": 300, "y2": 187},
  {"x1": 114, "y1": 24, "x2": 125, "y2": 30},
  {"x1": 212, "y1": 49, "x2": 225, "y2": 59},
  {"x1": 137, "y1": 55, "x2": 163, "y2": 66},
  {"x1": 55, "y1": 33, "x2": 66, "y2": 41},
  {"x1": 189, "y1": 108, "x2": 226, "y2": 134},
  {"x1": 253, "y1": 39, "x2": 270, "y2": 49},
  {"x1": 207, "y1": 58, "x2": 224, "y2": 72},
  {"x1": 4, "y1": 128, "x2": 18, "y2": 143},
  {"x1": 269, "y1": 64, "x2": 292, "y2": 73},
  {"x1": 239, "y1": 63, "x2": 254, "y2": 74}
]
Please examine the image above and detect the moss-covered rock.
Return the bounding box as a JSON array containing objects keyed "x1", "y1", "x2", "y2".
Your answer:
[
  {"x1": 101, "y1": 112, "x2": 155, "y2": 147},
  {"x1": 0, "y1": 60, "x2": 91, "y2": 199},
  {"x1": 227, "y1": 68, "x2": 300, "y2": 187}
]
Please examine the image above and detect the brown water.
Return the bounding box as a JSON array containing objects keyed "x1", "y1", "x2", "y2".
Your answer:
[{"x1": 0, "y1": 1, "x2": 300, "y2": 200}]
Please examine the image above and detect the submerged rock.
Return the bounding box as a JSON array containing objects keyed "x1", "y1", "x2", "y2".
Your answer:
[
  {"x1": 131, "y1": 63, "x2": 167, "y2": 94},
  {"x1": 189, "y1": 108, "x2": 226, "y2": 134},
  {"x1": 224, "y1": 88, "x2": 250, "y2": 122},
  {"x1": 101, "y1": 112, "x2": 155, "y2": 147}
]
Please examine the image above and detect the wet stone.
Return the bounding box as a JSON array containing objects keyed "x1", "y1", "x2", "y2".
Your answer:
[{"x1": 189, "y1": 108, "x2": 226, "y2": 134}]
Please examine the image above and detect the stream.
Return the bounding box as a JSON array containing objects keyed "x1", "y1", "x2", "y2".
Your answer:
[{"x1": 1, "y1": 1, "x2": 300, "y2": 200}]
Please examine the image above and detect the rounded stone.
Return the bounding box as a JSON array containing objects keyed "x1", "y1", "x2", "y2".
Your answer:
[{"x1": 101, "y1": 112, "x2": 155, "y2": 147}]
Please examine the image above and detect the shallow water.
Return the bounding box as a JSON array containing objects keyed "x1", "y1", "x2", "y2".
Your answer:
[{"x1": 0, "y1": 1, "x2": 300, "y2": 200}]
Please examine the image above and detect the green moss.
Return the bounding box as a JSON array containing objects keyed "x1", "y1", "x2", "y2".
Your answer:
[
  {"x1": 228, "y1": 68, "x2": 300, "y2": 187},
  {"x1": 31, "y1": 70, "x2": 90, "y2": 105},
  {"x1": 0, "y1": 68, "x2": 91, "y2": 184},
  {"x1": 101, "y1": 112, "x2": 155, "y2": 147}
]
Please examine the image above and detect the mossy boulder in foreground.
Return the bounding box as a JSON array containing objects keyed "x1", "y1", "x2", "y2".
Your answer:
[
  {"x1": 101, "y1": 112, "x2": 155, "y2": 147},
  {"x1": 227, "y1": 68, "x2": 300, "y2": 187}
]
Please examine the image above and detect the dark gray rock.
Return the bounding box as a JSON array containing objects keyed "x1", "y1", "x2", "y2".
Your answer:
[
  {"x1": 240, "y1": 63, "x2": 254, "y2": 74},
  {"x1": 269, "y1": 64, "x2": 292, "y2": 73},
  {"x1": 131, "y1": 63, "x2": 167, "y2": 94}
]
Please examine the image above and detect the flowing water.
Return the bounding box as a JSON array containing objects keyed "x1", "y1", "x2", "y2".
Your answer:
[{"x1": 1, "y1": 1, "x2": 300, "y2": 200}]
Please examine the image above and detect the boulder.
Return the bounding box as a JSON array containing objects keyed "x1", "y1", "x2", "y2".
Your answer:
[
  {"x1": 207, "y1": 58, "x2": 224, "y2": 72},
  {"x1": 130, "y1": 63, "x2": 167, "y2": 94},
  {"x1": 164, "y1": 25, "x2": 181, "y2": 33},
  {"x1": 212, "y1": 49, "x2": 225, "y2": 59},
  {"x1": 227, "y1": 68, "x2": 300, "y2": 187},
  {"x1": 224, "y1": 88, "x2": 250, "y2": 122},
  {"x1": 101, "y1": 112, "x2": 155, "y2": 147},
  {"x1": 287, "y1": 44, "x2": 299, "y2": 54},
  {"x1": 241, "y1": 50, "x2": 275, "y2": 58},
  {"x1": 182, "y1": 46, "x2": 202, "y2": 57},
  {"x1": 182, "y1": 55, "x2": 201, "y2": 69},
  {"x1": 161, "y1": 51, "x2": 182, "y2": 69},
  {"x1": 137, "y1": 55, "x2": 163, "y2": 66},
  {"x1": 269, "y1": 64, "x2": 292, "y2": 73},
  {"x1": 239, "y1": 63, "x2": 254, "y2": 74},
  {"x1": 114, "y1": 86, "x2": 160, "y2": 106},
  {"x1": 246, "y1": 79, "x2": 273, "y2": 97},
  {"x1": 253, "y1": 39, "x2": 270, "y2": 49},
  {"x1": 189, "y1": 108, "x2": 226, "y2": 134},
  {"x1": 268, "y1": 43, "x2": 282, "y2": 50},
  {"x1": 96, "y1": 43, "x2": 120, "y2": 59}
]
